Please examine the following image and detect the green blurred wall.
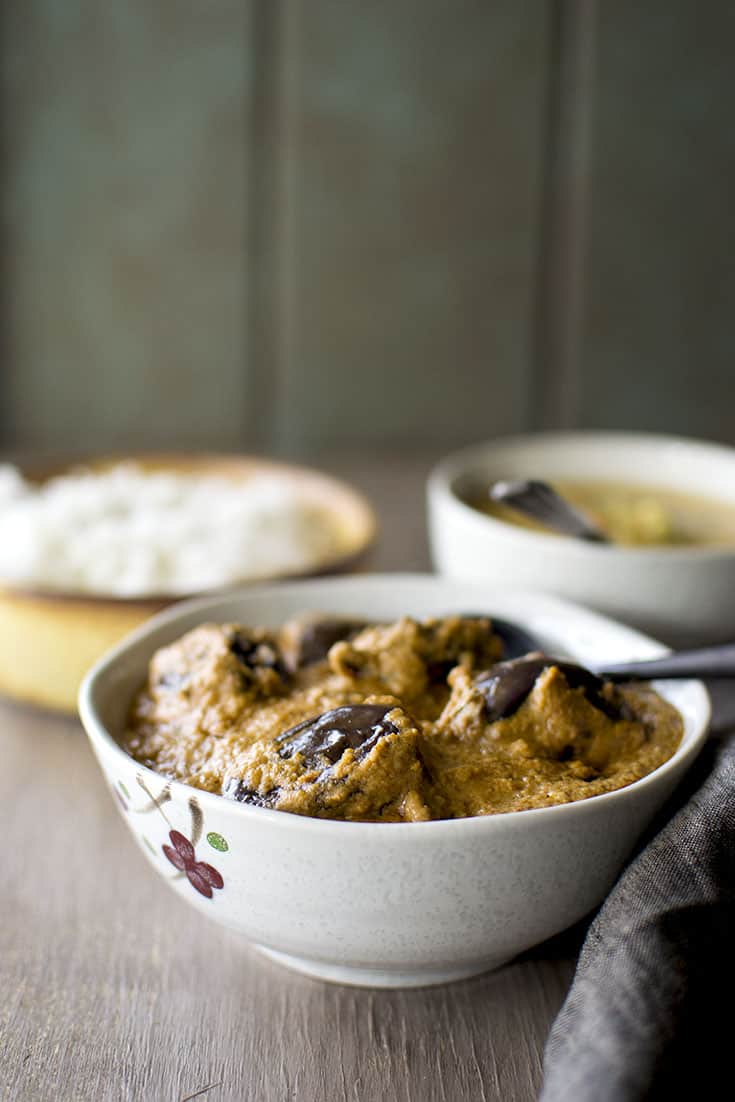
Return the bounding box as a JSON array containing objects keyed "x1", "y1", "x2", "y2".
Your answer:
[{"x1": 2, "y1": 1, "x2": 734, "y2": 455}]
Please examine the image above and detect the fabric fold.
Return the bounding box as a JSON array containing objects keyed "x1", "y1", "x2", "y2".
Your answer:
[{"x1": 540, "y1": 728, "x2": 735, "y2": 1101}]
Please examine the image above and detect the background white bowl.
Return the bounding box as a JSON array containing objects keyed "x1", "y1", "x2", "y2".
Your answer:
[
  {"x1": 79, "y1": 574, "x2": 710, "y2": 988},
  {"x1": 428, "y1": 431, "x2": 735, "y2": 646}
]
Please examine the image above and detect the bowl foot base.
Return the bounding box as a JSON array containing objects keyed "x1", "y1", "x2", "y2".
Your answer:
[{"x1": 255, "y1": 945, "x2": 502, "y2": 988}]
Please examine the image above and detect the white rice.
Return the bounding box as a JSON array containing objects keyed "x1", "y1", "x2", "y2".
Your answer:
[{"x1": 0, "y1": 462, "x2": 341, "y2": 596}]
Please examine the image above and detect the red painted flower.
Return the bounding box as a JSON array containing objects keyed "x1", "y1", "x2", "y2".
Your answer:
[{"x1": 162, "y1": 829, "x2": 224, "y2": 899}]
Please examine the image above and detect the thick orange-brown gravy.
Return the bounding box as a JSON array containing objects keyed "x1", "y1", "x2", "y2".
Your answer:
[{"x1": 122, "y1": 614, "x2": 683, "y2": 822}]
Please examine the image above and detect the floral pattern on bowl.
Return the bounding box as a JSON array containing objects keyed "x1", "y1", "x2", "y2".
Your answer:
[
  {"x1": 162, "y1": 829, "x2": 224, "y2": 898},
  {"x1": 114, "y1": 773, "x2": 227, "y2": 899}
]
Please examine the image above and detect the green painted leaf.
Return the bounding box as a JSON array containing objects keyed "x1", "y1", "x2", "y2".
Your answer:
[
  {"x1": 118, "y1": 780, "x2": 131, "y2": 799},
  {"x1": 206, "y1": 831, "x2": 229, "y2": 853}
]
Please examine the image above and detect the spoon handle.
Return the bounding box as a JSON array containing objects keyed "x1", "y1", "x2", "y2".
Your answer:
[
  {"x1": 597, "y1": 643, "x2": 735, "y2": 681},
  {"x1": 489, "y1": 479, "x2": 609, "y2": 543}
]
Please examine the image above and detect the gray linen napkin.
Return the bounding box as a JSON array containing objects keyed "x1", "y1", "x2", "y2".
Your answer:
[{"x1": 539, "y1": 715, "x2": 735, "y2": 1102}]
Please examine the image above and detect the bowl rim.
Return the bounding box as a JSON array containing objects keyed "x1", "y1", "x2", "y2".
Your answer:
[
  {"x1": 78, "y1": 572, "x2": 711, "y2": 839},
  {"x1": 427, "y1": 429, "x2": 735, "y2": 562},
  {"x1": 0, "y1": 450, "x2": 377, "y2": 605}
]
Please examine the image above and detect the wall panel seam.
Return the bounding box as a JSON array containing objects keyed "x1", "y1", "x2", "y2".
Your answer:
[{"x1": 530, "y1": 0, "x2": 597, "y2": 432}]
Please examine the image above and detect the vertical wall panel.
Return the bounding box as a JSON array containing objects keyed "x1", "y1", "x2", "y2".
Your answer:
[
  {"x1": 2, "y1": 2, "x2": 251, "y2": 452},
  {"x1": 274, "y1": 1, "x2": 549, "y2": 453},
  {"x1": 576, "y1": 2, "x2": 735, "y2": 441},
  {"x1": 5, "y1": 2, "x2": 735, "y2": 456}
]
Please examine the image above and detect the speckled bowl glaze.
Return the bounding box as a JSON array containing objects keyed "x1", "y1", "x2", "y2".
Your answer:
[
  {"x1": 428, "y1": 431, "x2": 735, "y2": 646},
  {"x1": 79, "y1": 574, "x2": 710, "y2": 989}
]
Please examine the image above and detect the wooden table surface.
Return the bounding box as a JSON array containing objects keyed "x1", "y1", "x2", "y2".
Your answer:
[{"x1": 10, "y1": 450, "x2": 712, "y2": 1102}]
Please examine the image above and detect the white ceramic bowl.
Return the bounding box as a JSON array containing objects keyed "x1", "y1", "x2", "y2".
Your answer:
[
  {"x1": 79, "y1": 574, "x2": 710, "y2": 989},
  {"x1": 428, "y1": 431, "x2": 735, "y2": 646}
]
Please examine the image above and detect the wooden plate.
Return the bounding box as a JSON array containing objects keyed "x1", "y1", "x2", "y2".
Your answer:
[{"x1": 0, "y1": 453, "x2": 377, "y2": 713}]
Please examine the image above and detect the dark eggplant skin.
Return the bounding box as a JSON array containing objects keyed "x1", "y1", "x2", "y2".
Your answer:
[
  {"x1": 276, "y1": 703, "x2": 399, "y2": 767},
  {"x1": 474, "y1": 654, "x2": 619, "y2": 723}
]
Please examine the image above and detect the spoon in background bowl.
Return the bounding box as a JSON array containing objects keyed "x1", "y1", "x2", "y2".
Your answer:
[{"x1": 489, "y1": 479, "x2": 610, "y2": 543}]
